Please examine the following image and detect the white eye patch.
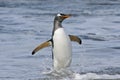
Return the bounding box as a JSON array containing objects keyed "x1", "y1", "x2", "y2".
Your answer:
[{"x1": 57, "y1": 13, "x2": 62, "y2": 16}]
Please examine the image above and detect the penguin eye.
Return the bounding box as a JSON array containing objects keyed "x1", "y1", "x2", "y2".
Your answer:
[
  {"x1": 60, "y1": 14, "x2": 66, "y2": 16},
  {"x1": 60, "y1": 14, "x2": 64, "y2": 15}
]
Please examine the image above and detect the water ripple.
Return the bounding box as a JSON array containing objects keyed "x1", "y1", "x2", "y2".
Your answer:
[
  {"x1": 110, "y1": 46, "x2": 120, "y2": 49},
  {"x1": 80, "y1": 35, "x2": 106, "y2": 41}
]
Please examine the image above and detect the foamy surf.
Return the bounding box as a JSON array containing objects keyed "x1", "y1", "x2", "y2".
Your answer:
[
  {"x1": 42, "y1": 70, "x2": 120, "y2": 80},
  {"x1": 74, "y1": 73, "x2": 120, "y2": 80}
]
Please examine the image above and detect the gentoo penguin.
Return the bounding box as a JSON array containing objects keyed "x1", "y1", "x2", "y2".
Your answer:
[{"x1": 32, "y1": 13, "x2": 82, "y2": 71}]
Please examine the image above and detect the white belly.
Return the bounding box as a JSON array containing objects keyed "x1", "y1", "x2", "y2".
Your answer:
[{"x1": 53, "y1": 28, "x2": 72, "y2": 71}]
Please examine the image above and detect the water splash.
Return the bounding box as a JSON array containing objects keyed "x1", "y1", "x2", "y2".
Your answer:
[
  {"x1": 74, "y1": 73, "x2": 120, "y2": 80},
  {"x1": 35, "y1": 70, "x2": 120, "y2": 80}
]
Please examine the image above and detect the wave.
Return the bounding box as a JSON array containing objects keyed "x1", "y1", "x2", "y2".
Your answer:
[
  {"x1": 40, "y1": 69, "x2": 120, "y2": 80},
  {"x1": 74, "y1": 73, "x2": 120, "y2": 80}
]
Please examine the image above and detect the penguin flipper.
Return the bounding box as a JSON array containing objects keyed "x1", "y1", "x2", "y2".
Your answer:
[
  {"x1": 69, "y1": 35, "x2": 82, "y2": 44},
  {"x1": 32, "y1": 39, "x2": 52, "y2": 55}
]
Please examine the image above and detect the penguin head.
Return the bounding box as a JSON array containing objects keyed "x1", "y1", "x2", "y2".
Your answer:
[{"x1": 55, "y1": 13, "x2": 71, "y2": 22}]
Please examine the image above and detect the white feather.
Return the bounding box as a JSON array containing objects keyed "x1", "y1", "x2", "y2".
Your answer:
[
  {"x1": 53, "y1": 28, "x2": 72, "y2": 71},
  {"x1": 57, "y1": 13, "x2": 61, "y2": 16}
]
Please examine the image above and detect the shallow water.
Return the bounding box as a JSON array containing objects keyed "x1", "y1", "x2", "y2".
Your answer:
[{"x1": 0, "y1": 0, "x2": 120, "y2": 80}]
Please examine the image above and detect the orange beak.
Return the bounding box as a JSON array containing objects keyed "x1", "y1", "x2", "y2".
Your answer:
[{"x1": 61, "y1": 14, "x2": 71, "y2": 18}]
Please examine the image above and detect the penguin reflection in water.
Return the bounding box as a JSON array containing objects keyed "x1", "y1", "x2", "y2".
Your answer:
[{"x1": 32, "y1": 13, "x2": 82, "y2": 72}]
